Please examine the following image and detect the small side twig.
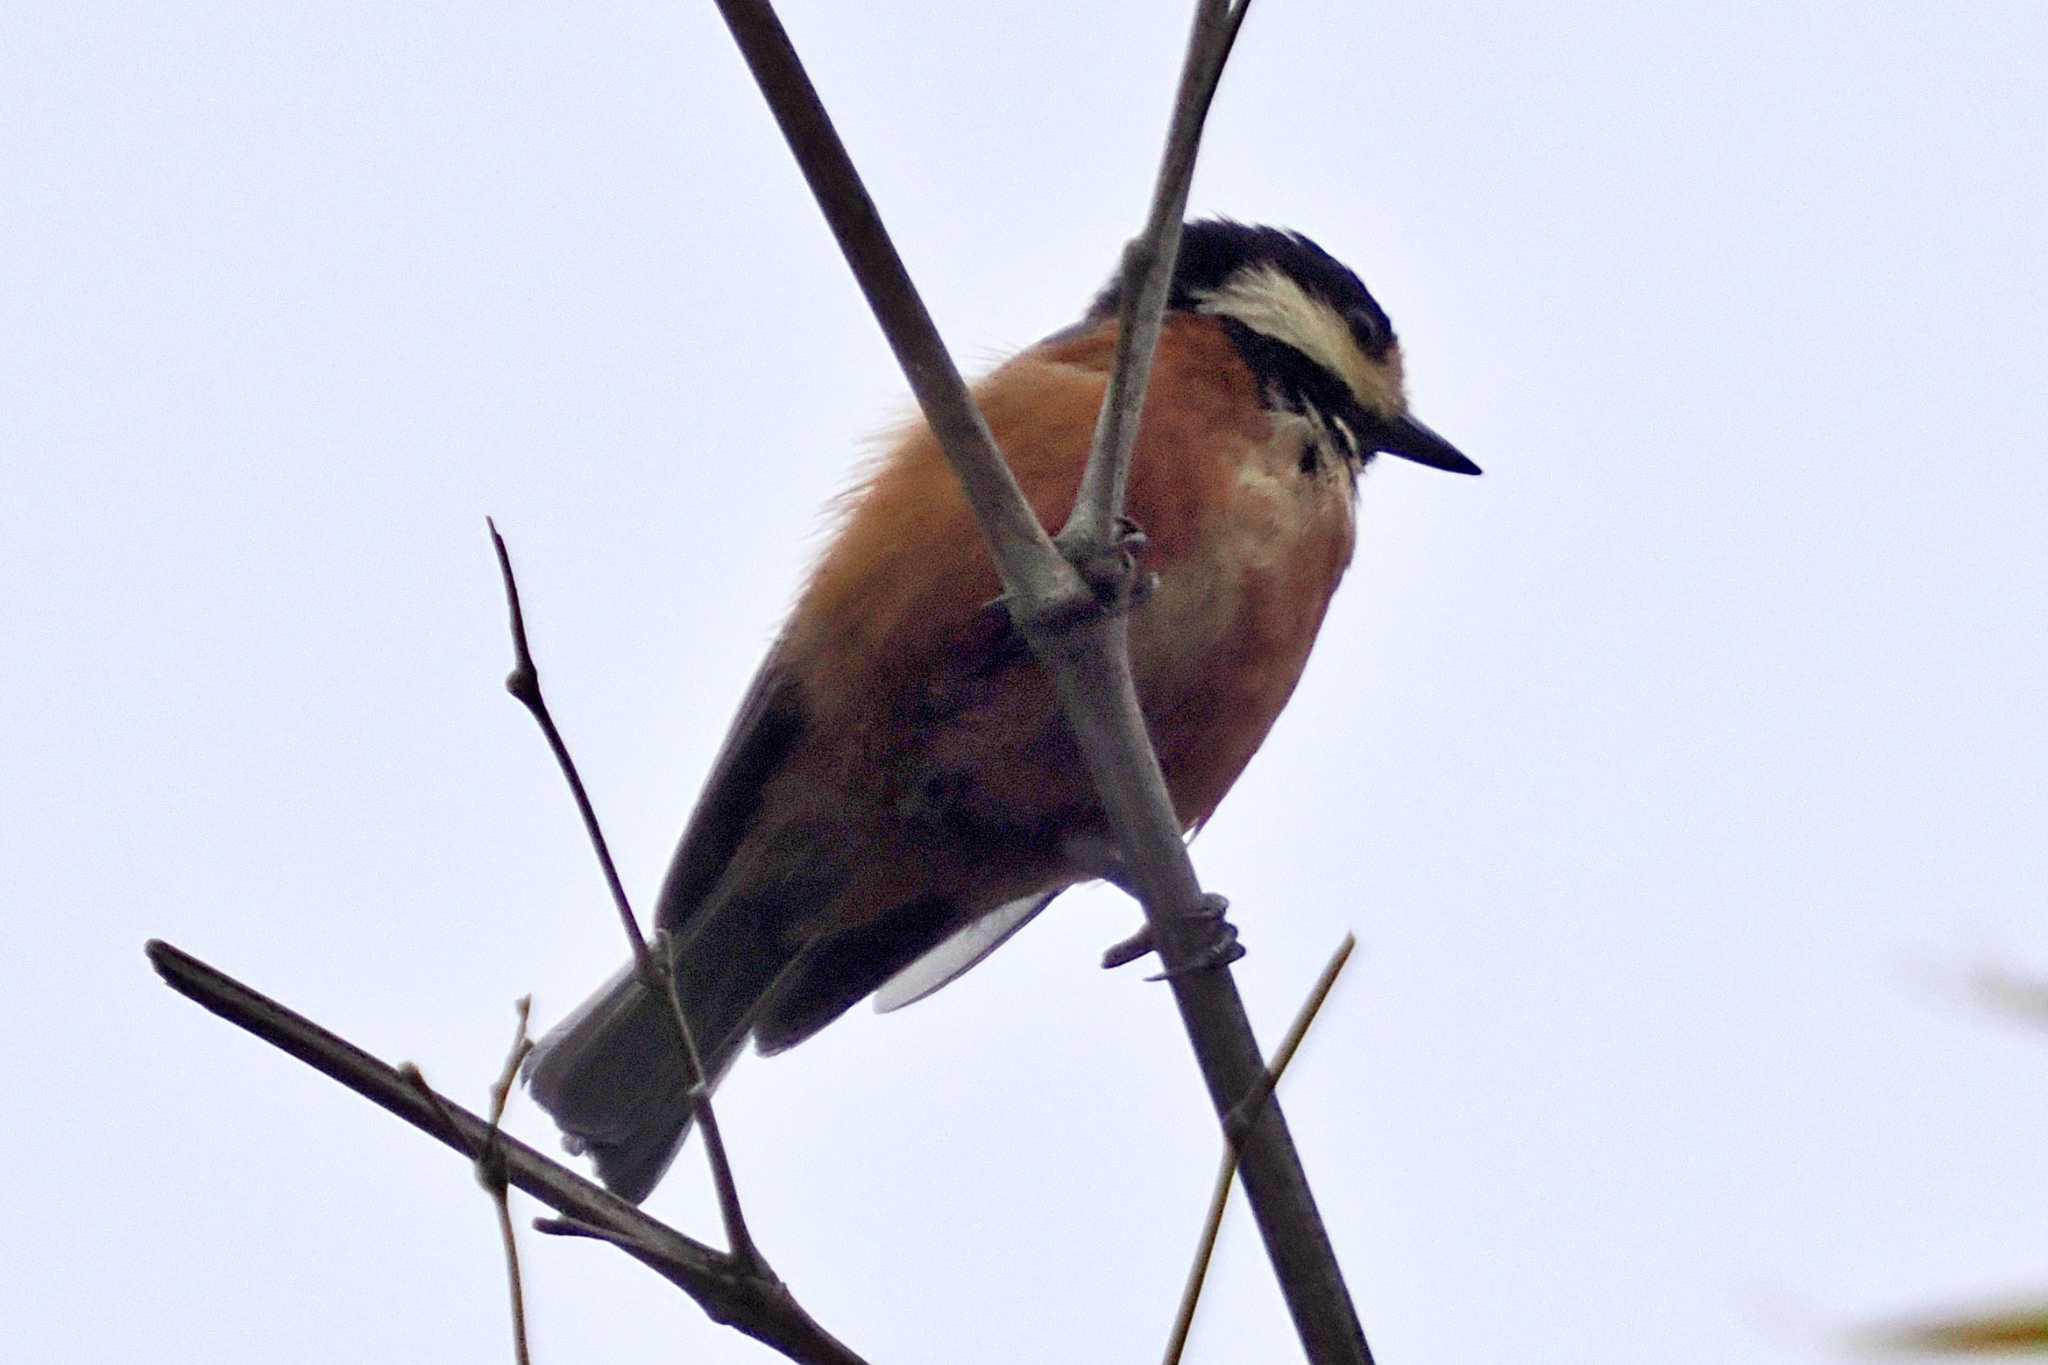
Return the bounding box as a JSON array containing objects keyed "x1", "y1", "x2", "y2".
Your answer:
[
  {"x1": 489, "y1": 998, "x2": 537, "y2": 1365},
  {"x1": 486, "y1": 517, "x2": 761, "y2": 1272},
  {"x1": 146, "y1": 939, "x2": 868, "y2": 1365},
  {"x1": 1164, "y1": 934, "x2": 1356, "y2": 1365},
  {"x1": 401, "y1": 1014, "x2": 533, "y2": 1365}
]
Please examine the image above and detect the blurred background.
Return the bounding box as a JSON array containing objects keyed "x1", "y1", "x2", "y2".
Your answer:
[{"x1": 3, "y1": 2, "x2": 2043, "y2": 1361}]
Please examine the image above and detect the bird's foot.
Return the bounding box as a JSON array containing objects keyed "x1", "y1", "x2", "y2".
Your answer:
[
  {"x1": 1099, "y1": 893, "x2": 1245, "y2": 979},
  {"x1": 1070, "y1": 515, "x2": 1154, "y2": 604},
  {"x1": 979, "y1": 518, "x2": 1157, "y2": 644},
  {"x1": 1044, "y1": 516, "x2": 1156, "y2": 625},
  {"x1": 1148, "y1": 894, "x2": 1244, "y2": 981}
]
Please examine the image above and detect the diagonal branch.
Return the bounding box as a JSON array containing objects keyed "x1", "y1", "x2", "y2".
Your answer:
[
  {"x1": 708, "y1": 3, "x2": 1374, "y2": 1362},
  {"x1": 145, "y1": 939, "x2": 870, "y2": 1365},
  {"x1": 488, "y1": 517, "x2": 760, "y2": 1271},
  {"x1": 708, "y1": 0, "x2": 1091, "y2": 629}
]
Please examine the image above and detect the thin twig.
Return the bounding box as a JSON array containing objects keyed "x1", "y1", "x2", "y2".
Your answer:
[
  {"x1": 1164, "y1": 935, "x2": 1356, "y2": 1365},
  {"x1": 486, "y1": 518, "x2": 761, "y2": 1271},
  {"x1": 1858, "y1": 1301, "x2": 2048, "y2": 1354},
  {"x1": 1060, "y1": 0, "x2": 1252, "y2": 554},
  {"x1": 707, "y1": 4, "x2": 1374, "y2": 1362},
  {"x1": 145, "y1": 939, "x2": 869, "y2": 1365},
  {"x1": 398, "y1": 1045, "x2": 534, "y2": 1365},
  {"x1": 489, "y1": 999, "x2": 537, "y2": 1365}
]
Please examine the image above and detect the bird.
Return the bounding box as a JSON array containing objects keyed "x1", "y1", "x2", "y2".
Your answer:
[{"x1": 524, "y1": 219, "x2": 1479, "y2": 1202}]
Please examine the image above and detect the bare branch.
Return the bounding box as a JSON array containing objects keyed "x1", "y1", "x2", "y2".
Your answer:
[
  {"x1": 1060, "y1": 0, "x2": 1252, "y2": 553},
  {"x1": 706, "y1": 0, "x2": 1091, "y2": 628},
  {"x1": 709, "y1": 5, "x2": 1375, "y2": 1362},
  {"x1": 488, "y1": 999, "x2": 537, "y2": 1139},
  {"x1": 487, "y1": 518, "x2": 760, "y2": 1270},
  {"x1": 1164, "y1": 935, "x2": 1356, "y2": 1365},
  {"x1": 1038, "y1": 641, "x2": 1375, "y2": 1365},
  {"x1": 490, "y1": 999, "x2": 537, "y2": 1365},
  {"x1": 399, "y1": 1045, "x2": 533, "y2": 1365},
  {"x1": 145, "y1": 939, "x2": 870, "y2": 1365}
]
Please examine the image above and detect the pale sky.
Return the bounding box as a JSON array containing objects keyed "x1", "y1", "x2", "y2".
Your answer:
[{"x1": 5, "y1": 3, "x2": 2044, "y2": 1362}]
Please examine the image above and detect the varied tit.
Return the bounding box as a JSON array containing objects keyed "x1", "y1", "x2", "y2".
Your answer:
[{"x1": 525, "y1": 218, "x2": 1480, "y2": 1201}]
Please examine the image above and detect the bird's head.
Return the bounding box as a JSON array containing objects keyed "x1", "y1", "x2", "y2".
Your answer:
[{"x1": 1091, "y1": 219, "x2": 1479, "y2": 476}]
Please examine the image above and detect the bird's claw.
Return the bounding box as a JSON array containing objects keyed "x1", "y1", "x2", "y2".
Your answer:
[
  {"x1": 1147, "y1": 907, "x2": 1244, "y2": 981},
  {"x1": 1129, "y1": 565, "x2": 1160, "y2": 609},
  {"x1": 1111, "y1": 514, "x2": 1148, "y2": 556},
  {"x1": 1061, "y1": 515, "x2": 1153, "y2": 607}
]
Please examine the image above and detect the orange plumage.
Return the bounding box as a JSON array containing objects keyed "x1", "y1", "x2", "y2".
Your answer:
[{"x1": 526, "y1": 220, "x2": 1476, "y2": 1201}]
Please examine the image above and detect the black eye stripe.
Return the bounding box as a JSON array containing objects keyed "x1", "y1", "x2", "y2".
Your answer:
[{"x1": 1223, "y1": 320, "x2": 1363, "y2": 426}]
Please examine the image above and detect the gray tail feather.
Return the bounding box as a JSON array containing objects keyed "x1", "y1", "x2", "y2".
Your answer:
[
  {"x1": 525, "y1": 889, "x2": 962, "y2": 1199},
  {"x1": 524, "y1": 944, "x2": 778, "y2": 1203}
]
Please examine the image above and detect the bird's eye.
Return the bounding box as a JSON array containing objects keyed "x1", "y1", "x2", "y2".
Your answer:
[{"x1": 1346, "y1": 310, "x2": 1388, "y2": 350}]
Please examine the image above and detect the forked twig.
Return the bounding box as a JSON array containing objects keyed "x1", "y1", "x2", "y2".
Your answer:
[
  {"x1": 706, "y1": 3, "x2": 1374, "y2": 1361},
  {"x1": 1164, "y1": 935, "x2": 1356, "y2": 1365},
  {"x1": 486, "y1": 517, "x2": 761, "y2": 1271}
]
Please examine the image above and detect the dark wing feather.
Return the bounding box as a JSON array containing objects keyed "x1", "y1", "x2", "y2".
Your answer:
[
  {"x1": 752, "y1": 894, "x2": 966, "y2": 1054},
  {"x1": 650, "y1": 641, "x2": 807, "y2": 933}
]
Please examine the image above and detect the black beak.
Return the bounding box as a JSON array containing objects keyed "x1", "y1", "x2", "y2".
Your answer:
[{"x1": 1379, "y1": 413, "x2": 1481, "y2": 475}]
